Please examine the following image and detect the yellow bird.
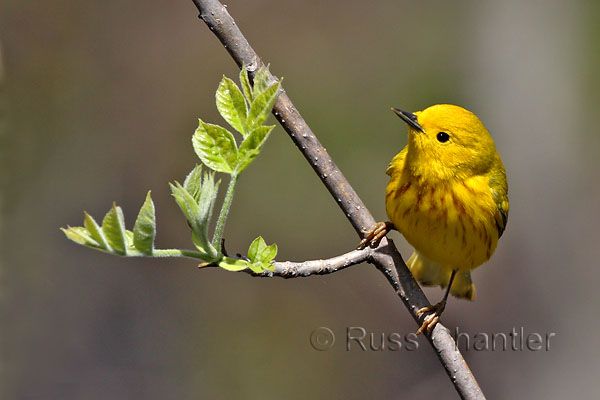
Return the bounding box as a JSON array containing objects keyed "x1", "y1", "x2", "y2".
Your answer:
[{"x1": 360, "y1": 104, "x2": 508, "y2": 334}]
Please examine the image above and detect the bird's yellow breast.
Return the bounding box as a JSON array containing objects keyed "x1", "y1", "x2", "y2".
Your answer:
[{"x1": 386, "y1": 157, "x2": 500, "y2": 271}]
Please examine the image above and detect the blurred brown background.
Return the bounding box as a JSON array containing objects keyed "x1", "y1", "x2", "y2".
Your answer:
[{"x1": 2, "y1": 0, "x2": 599, "y2": 398}]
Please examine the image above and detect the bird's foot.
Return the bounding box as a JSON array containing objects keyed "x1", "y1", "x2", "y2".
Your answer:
[
  {"x1": 357, "y1": 221, "x2": 394, "y2": 249},
  {"x1": 416, "y1": 300, "x2": 447, "y2": 335}
]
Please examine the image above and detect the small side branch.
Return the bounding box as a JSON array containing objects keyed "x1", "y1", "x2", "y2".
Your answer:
[{"x1": 252, "y1": 247, "x2": 374, "y2": 278}]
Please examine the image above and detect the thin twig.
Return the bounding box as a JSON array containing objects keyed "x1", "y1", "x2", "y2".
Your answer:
[
  {"x1": 206, "y1": 246, "x2": 373, "y2": 277},
  {"x1": 254, "y1": 247, "x2": 373, "y2": 278},
  {"x1": 190, "y1": 1, "x2": 485, "y2": 398}
]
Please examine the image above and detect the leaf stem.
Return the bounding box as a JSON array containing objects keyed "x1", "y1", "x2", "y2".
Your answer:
[{"x1": 212, "y1": 171, "x2": 238, "y2": 254}]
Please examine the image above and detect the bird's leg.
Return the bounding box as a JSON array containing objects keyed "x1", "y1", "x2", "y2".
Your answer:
[
  {"x1": 416, "y1": 269, "x2": 458, "y2": 335},
  {"x1": 357, "y1": 221, "x2": 395, "y2": 249}
]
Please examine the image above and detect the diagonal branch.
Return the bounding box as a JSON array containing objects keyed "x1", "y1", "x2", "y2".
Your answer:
[{"x1": 190, "y1": 1, "x2": 485, "y2": 398}]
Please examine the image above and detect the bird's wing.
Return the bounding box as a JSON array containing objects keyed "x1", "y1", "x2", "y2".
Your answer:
[
  {"x1": 489, "y1": 167, "x2": 509, "y2": 238},
  {"x1": 386, "y1": 146, "x2": 408, "y2": 176}
]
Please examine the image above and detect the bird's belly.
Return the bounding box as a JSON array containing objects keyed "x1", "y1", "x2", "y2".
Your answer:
[{"x1": 386, "y1": 179, "x2": 499, "y2": 270}]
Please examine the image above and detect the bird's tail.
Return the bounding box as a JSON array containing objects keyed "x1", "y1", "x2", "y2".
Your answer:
[{"x1": 406, "y1": 251, "x2": 476, "y2": 301}]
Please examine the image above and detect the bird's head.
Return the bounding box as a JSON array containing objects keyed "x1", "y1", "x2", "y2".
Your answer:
[{"x1": 393, "y1": 104, "x2": 497, "y2": 180}]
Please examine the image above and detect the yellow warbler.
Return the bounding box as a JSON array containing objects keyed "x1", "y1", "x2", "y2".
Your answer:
[{"x1": 360, "y1": 104, "x2": 508, "y2": 334}]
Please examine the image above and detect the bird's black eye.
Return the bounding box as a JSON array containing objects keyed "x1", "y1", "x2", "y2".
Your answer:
[{"x1": 436, "y1": 132, "x2": 450, "y2": 143}]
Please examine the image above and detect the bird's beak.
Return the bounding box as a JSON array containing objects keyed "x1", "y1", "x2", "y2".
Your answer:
[{"x1": 391, "y1": 108, "x2": 425, "y2": 133}]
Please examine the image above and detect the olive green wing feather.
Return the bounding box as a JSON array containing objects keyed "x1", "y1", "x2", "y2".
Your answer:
[{"x1": 489, "y1": 166, "x2": 509, "y2": 238}]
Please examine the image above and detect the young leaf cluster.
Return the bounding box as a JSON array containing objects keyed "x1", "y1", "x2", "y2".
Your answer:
[
  {"x1": 170, "y1": 165, "x2": 220, "y2": 260},
  {"x1": 192, "y1": 66, "x2": 280, "y2": 176},
  {"x1": 62, "y1": 66, "x2": 280, "y2": 273},
  {"x1": 62, "y1": 193, "x2": 156, "y2": 257},
  {"x1": 219, "y1": 236, "x2": 277, "y2": 273}
]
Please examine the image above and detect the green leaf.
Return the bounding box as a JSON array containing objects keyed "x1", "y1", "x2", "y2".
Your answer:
[
  {"x1": 253, "y1": 65, "x2": 271, "y2": 96},
  {"x1": 196, "y1": 171, "x2": 219, "y2": 238},
  {"x1": 237, "y1": 125, "x2": 274, "y2": 172},
  {"x1": 61, "y1": 226, "x2": 99, "y2": 248},
  {"x1": 219, "y1": 257, "x2": 251, "y2": 271},
  {"x1": 61, "y1": 227, "x2": 86, "y2": 245},
  {"x1": 248, "y1": 236, "x2": 267, "y2": 263},
  {"x1": 216, "y1": 76, "x2": 248, "y2": 135},
  {"x1": 240, "y1": 65, "x2": 253, "y2": 102},
  {"x1": 84, "y1": 212, "x2": 111, "y2": 250},
  {"x1": 192, "y1": 120, "x2": 238, "y2": 174},
  {"x1": 247, "y1": 81, "x2": 280, "y2": 130},
  {"x1": 191, "y1": 231, "x2": 206, "y2": 254},
  {"x1": 261, "y1": 261, "x2": 275, "y2": 272},
  {"x1": 170, "y1": 182, "x2": 205, "y2": 250},
  {"x1": 170, "y1": 175, "x2": 219, "y2": 258},
  {"x1": 170, "y1": 182, "x2": 198, "y2": 226},
  {"x1": 261, "y1": 243, "x2": 278, "y2": 263},
  {"x1": 183, "y1": 164, "x2": 204, "y2": 200},
  {"x1": 248, "y1": 262, "x2": 265, "y2": 274},
  {"x1": 248, "y1": 236, "x2": 277, "y2": 269},
  {"x1": 125, "y1": 229, "x2": 135, "y2": 249},
  {"x1": 101, "y1": 203, "x2": 128, "y2": 255},
  {"x1": 133, "y1": 191, "x2": 156, "y2": 254}
]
